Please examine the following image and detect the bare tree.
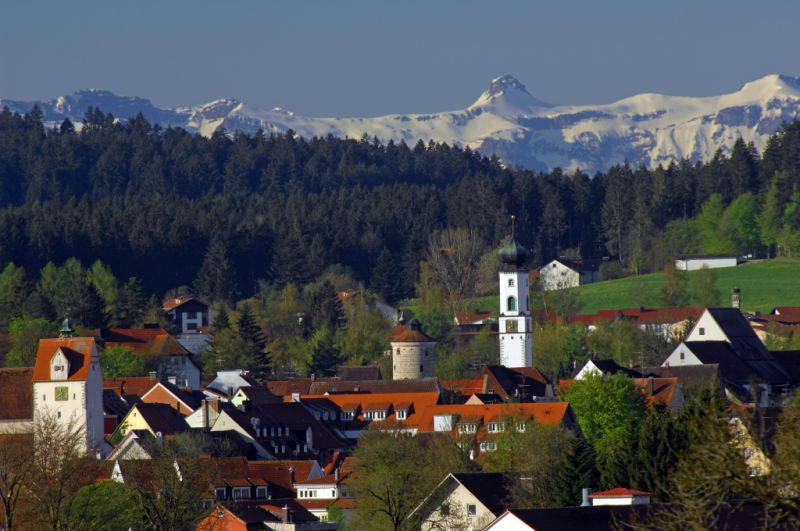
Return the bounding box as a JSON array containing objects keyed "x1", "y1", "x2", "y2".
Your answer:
[
  {"x1": 0, "y1": 433, "x2": 33, "y2": 530},
  {"x1": 425, "y1": 228, "x2": 486, "y2": 318},
  {"x1": 23, "y1": 411, "x2": 92, "y2": 531}
]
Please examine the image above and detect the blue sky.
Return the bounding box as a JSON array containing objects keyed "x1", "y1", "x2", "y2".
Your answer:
[{"x1": 2, "y1": 0, "x2": 799, "y2": 116}]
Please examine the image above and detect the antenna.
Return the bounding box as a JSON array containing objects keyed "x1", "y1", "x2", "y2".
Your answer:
[{"x1": 511, "y1": 214, "x2": 516, "y2": 240}]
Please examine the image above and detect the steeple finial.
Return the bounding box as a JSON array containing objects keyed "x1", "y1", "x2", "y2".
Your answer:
[
  {"x1": 511, "y1": 214, "x2": 516, "y2": 240},
  {"x1": 59, "y1": 315, "x2": 74, "y2": 338}
]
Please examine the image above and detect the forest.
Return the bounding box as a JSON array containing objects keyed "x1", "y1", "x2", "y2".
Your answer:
[{"x1": 2, "y1": 106, "x2": 800, "y2": 305}]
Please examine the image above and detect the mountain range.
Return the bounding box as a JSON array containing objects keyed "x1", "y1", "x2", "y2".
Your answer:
[{"x1": 4, "y1": 74, "x2": 800, "y2": 173}]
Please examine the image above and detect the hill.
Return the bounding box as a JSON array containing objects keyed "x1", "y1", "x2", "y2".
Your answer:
[{"x1": 466, "y1": 260, "x2": 800, "y2": 316}]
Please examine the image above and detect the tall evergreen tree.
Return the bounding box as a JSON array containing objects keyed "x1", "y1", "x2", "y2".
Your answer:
[
  {"x1": 194, "y1": 238, "x2": 239, "y2": 304},
  {"x1": 370, "y1": 248, "x2": 401, "y2": 304},
  {"x1": 114, "y1": 277, "x2": 147, "y2": 328},
  {"x1": 553, "y1": 435, "x2": 598, "y2": 506},
  {"x1": 238, "y1": 304, "x2": 270, "y2": 378},
  {"x1": 306, "y1": 327, "x2": 344, "y2": 377}
]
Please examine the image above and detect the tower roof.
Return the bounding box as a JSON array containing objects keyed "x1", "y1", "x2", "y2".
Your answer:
[
  {"x1": 391, "y1": 319, "x2": 435, "y2": 343},
  {"x1": 498, "y1": 239, "x2": 530, "y2": 267}
]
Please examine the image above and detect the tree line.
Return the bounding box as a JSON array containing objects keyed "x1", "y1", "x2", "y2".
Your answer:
[{"x1": 4, "y1": 106, "x2": 800, "y2": 308}]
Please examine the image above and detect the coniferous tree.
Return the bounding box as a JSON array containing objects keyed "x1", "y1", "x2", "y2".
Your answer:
[
  {"x1": 211, "y1": 307, "x2": 230, "y2": 333},
  {"x1": 308, "y1": 280, "x2": 346, "y2": 333},
  {"x1": 370, "y1": 248, "x2": 401, "y2": 304},
  {"x1": 553, "y1": 435, "x2": 597, "y2": 506},
  {"x1": 306, "y1": 328, "x2": 344, "y2": 377},
  {"x1": 114, "y1": 277, "x2": 147, "y2": 327},
  {"x1": 238, "y1": 304, "x2": 270, "y2": 378},
  {"x1": 194, "y1": 238, "x2": 239, "y2": 305}
]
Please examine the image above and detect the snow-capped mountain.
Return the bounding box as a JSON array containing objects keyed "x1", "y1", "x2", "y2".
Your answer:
[{"x1": 4, "y1": 74, "x2": 800, "y2": 173}]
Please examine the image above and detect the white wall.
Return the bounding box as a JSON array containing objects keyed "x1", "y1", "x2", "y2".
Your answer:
[
  {"x1": 675, "y1": 257, "x2": 737, "y2": 271},
  {"x1": 662, "y1": 343, "x2": 703, "y2": 367},
  {"x1": 420, "y1": 481, "x2": 496, "y2": 531},
  {"x1": 684, "y1": 311, "x2": 728, "y2": 342},
  {"x1": 539, "y1": 261, "x2": 580, "y2": 291}
]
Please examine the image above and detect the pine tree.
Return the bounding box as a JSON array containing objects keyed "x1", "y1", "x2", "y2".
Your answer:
[
  {"x1": 211, "y1": 307, "x2": 230, "y2": 333},
  {"x1": 238, "y1": 304, "x2": 270, "y2": 378},
  {"x1": 306, "y1": 328, "x2": 344, "y2": 377},
  {"x1": 309, "y1": 280, "x2": 346, "y2": 332},
  {"x1": 194, "y1": 238, "x2": 239, "y2": 304},
  {"x1": 370, "y1": 248, "x2": 400, "y2": 304},
  {"x1": 114, "y1": 277, "x2": 147, "y2": 328},
  {"x1": 553, "y1": 435, "x2": 597, "y2": 506}
]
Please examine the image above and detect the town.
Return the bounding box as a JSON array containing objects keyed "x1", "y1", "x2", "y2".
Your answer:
[{"x1": 0, "y1": 226, "x2": 798, "y2": 529}]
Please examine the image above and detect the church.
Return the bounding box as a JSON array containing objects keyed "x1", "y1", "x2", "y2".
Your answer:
[{"x1": 497, "y1": 225, "x2": 533, "y2": 368}]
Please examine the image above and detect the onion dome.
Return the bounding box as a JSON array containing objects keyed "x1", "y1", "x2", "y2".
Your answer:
[
  {"x1": 498, "y1": 239, "x2": 530, "y2": 267},
  {"x1": 59, "y1": 316, "x2": 75, "y2": 337}
]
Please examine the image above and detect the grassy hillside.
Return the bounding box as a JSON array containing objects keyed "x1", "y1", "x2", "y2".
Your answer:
[{"x1": 465, "y1": 259, "x2": 800, "y2": 316}]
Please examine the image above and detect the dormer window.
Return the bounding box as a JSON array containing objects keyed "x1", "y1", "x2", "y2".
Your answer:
[
  {"x1": 341, "y1": 411, "x2": 355, "y2": 421},
  {"x1": 458, "y1": 423, "x2": 477, "y2": 434},
  {"x1": 516, "y1": 422, "x2": 526, "y2": 432},
  {"x1": 396, "y1": 409, "x2": 407, "y2": 420},
  {"x1": 487, "y1": 422, "x2": 504, "y2": 433}
]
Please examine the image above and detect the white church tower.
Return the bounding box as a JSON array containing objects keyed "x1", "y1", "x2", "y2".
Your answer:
[
  {"x1": 497, "y1": 218, "x2": 533, "y2": 368},
  {"x1": 32, "y1": 318, "x2": 105, "y2": 455}
]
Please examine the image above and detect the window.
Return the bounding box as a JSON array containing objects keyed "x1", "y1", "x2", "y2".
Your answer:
[
  {"x1": 680, "y1": 351, "x2": 685, "y2": 360},
  {"x1": 508, "y1": 278, "x2": 515, "y2": 287},
  {"x1": 458, "y1": 423, "x2": 477, "y2": 434},
  {"x1": 479, "y1": 441, "x2": 497, "y2": 452},
  {"x1": 467, "y1": 504, "x2": 477, "y2": 516},
  {"x1": 256, "y1": 486, "x2": 268, "y2": 498},
  {"x1": 232, "y1": 487, "x2": 250, "y2": 500},
  {"x1": 516, "y1": 422, "x2": 526, "y2": 432},
  {"x1": 487, "y1": 422, "x2": 504, "y2": 433},
  {"x1": 396, "y1": 409, "x2": 407, "y2": 420},
  {"x1": 699, "y1": 327, "x2": 705, "y2": 336},
  {"x1": 396, "y1": 348, "x2": 400, "y2": 355},
  {"x1": 744, "y1": 448, "x2": 753, "y2": 459},
  {"x1": 420, "y1": 364, "x2": 424, "y2": 373},
  {"x1": 748, "y1": 466, "x2": 759, "y2": 477},
  {"x1": 215, "y1": 487, "x2": 226, "y2": 500},
  {"x1": 342, "y1": 411, "x2": 354, "y2": 421},
  {"x1": 507, "y1": 296, "x2": 517, "y2": 312}
]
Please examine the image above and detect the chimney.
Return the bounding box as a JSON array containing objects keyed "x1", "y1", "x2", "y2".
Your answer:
[
  {"x1": 647, "y1": 377, "x2": 654, "y2": 397},
  {"x1": 581, "y1": 488, "x2": 592, "y2": 507},
  {"x1": 281, "y1": 505, "x2": 289, "y2": 524},
  {"x1": 120, "y1": 380, "x2": 126, "y2": 396},
  {"x1": 334, "y1": 468, "x2": 340, "y2": 481},
  {"x1": 289, "y1": 466, "x2": 295, "y2": 484},
  {"x1": 148, "y1": 371, "x2": 157, "y2": 380},
  {"x1": 481, "y1": 374, "x2": 490, "y2": 394},
  {"x1": 732, "y1": 288, "x2": 741, "y2": 309}
]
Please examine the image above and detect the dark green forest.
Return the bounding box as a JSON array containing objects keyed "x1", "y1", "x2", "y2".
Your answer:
[{"x1": 2, "y1": 106, "x2": 800, "y2": 307}]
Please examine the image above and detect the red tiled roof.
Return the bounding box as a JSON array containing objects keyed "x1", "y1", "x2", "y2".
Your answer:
[
  {"x1": 0, "y1": 368, "x2": 33, "y2": 420},
  {"x1": 292, "y1": 392, "x2": 441, "y2": 428},
  {"x1": 590, "y1": 487, "x2": 651, "y2": 498},
  {"x1": 415, "y1": 402, "x2": 571, "y2": 433},
  {"x1": 441, "y1": 378, "x2": 485, "y2": 395},
  {"x1": 245, "y1": 460, "x2": 319, "y2": 491},
  {"x1": 391, "y1": 328, "x2": 435, "y2": 343},
  {"x1": 104, "y1": 376, "x2": 158, "y2": 398},
  {"x1": 96, "y1": 328, "x2": 190, "y2": 357},
  {"x1": 568, "y1": 307, "x2": 703, "y2": 327},
  {"x1": 454, "y1": 310, "x2": 493, "y2": 325},
  {"x1": 32, "y1": 338, "x2": 97, "y2": 382},
  {"x1": 772, "y1": 307, "x2": 800, "y2": 317},
  {"x1": 162, "y1": 295, "x2": 196, "y2": 311},
  {"x1": 295, "y1": 473, "x2": 345, "y2": 487}
]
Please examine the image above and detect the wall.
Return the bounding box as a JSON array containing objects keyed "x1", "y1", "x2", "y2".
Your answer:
[
  {"x1": 675, "y1": 257, "x2": 737, "y2": 271},
  {"x1": 420, "y1": 481, "x2": 495, "y2": 531},
  {"x1": 539, "y1": 261, "x2": 579, "y2": 291},
  {"x1": 391, "y1": 341, "x2": 436, "y2": 380},
  {"x1": 33, "y1": 380, "x2": 88, "y2": 451}
]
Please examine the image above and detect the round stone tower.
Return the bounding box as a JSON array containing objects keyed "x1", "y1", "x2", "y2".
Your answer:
[{"x1": 391, "y1": 319, "x2": 437, "y2": 380}]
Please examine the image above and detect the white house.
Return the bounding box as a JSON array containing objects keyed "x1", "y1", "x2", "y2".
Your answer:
[
  {"x1": 32, "y1": 335, "x2": 106, "y2": 455},
  {"x1": 162, "y1": 295, "x2": 214, "y2": 355},
  {"x1": 538, "y1": 258, "x2": 601, "y2": 291},
  {"x1": 413, "y1": 473, "x2": 512, "y2": 531},
  {"x1": 674, "y1": 254, "x2": 738, "y2": 271},
  {"x1": 589, "y1": 488, "x2": 652, "y2": 506}
]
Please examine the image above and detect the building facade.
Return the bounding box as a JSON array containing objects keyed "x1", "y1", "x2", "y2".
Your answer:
[{"x1": 497, "y1": 234, "x2": 533, "y2": 368}]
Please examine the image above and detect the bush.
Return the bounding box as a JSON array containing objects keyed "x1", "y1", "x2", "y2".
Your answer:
[{"x1": 599, "y1": 261, "x2": 624, "y2": 280}]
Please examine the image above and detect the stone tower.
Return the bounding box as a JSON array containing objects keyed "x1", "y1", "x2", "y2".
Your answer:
[
  {"x1": 497, "y1": 217, "x2": 533, "y2": 368},
  {"x1": 391, "y1": 319, "x2": 436, "y2": 380}
]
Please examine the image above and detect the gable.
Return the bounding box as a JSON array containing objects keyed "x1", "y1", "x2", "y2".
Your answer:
[
  {"x1": 32, "y1": 338, "x2": 97, "y2": 382},
  {"x1": 663, "y1": 343, "x2": 703, "y2": 367}
]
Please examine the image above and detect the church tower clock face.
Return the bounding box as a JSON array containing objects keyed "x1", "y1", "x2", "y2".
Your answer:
[{"x1": 505, "y1": 320, "x2": 518, "y2": 333}]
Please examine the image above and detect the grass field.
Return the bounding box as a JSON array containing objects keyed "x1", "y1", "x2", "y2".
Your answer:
[{"x1": 464, "y1": 259, "x2": 800, "y2": 316}]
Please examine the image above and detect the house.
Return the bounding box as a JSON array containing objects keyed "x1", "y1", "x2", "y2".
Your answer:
[
  {"x1": 453, "y1": 310, "x2": 494, "y2": 326},
  {"x1": 663, "y1": 308, "x2": 794, "y2": 405},
  {"x1": 441, "y1": 365, "x2": 554, "y2": 403},
  {"x1": 210, "y1": 402, "x2": 348, "y2": 461},
  {"x1": 294, "y1": 464, "x2": 353, "y2": 522},
  {"x1": 111, "y1": 402, "x2": 189, "y2": 442},
  {"x1": 286, "y1": 391, "x2": 442, "y2": 439},
  {"x1": 263, "y1": 376, "x2": 440, "y2": 397},
  {"x1": 573, "y1": 359, "x2": 640, "y2": 380},
  {"x1": 206, "y1": 369, "x2": 253, "y2": 401},
  {"x1": 32, "y1": 335, "x2": 105, "y2": 455},
  {"x1": 162, "y1": 295, "x2": 214, "y2": 354},
  {"x1": 589, "y1": 488, "x2": 652, "y2": 506},
  {"x1": 95, "y1": 326, "x2": 201, "y2": 389},
  {"x1": 484, "y1": 506, "x2": 648, "y2": 531},
  {"x1": 335, "y1": 365, "x2": 381, "y2": 381},
  {"x1": 538, "y1": 258, "x2": 601, "y2": 291},
  {"x1": 0, "y1": 367, "x2": 34, "y2": 433},
  {"x1": 140, "y1": 380, "x2": 206, "y2": 416},
  {"x1": 747, "y1": 309, "x2": 800, "y2": 342},
  {"x1": 413, "y1": 472, "x2": 513, "y2": 531},
  {"x1": 674, "y1": 253, "x2": 739, "y2": 271},
  {"x1": 106, "y1": 429, "x2": 158, "y2": 460},
  {"x1": 197, "y1": 500, "x2": 337, "y2": 531},
  {"x1": 569, "y1": 307, "x2": 703, "y2": 339},
  {"x1": 414, "y1": 402, "x2": 576, "y2": 455}
]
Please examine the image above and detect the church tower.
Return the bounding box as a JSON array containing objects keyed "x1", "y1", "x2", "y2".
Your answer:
[{"x1": 497, "y1": 217, "x2": 533, "y2": 368}]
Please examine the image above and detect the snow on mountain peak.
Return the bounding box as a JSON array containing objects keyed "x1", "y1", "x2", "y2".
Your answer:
[
  {"x1": 736, "y1": 74, "x2": 800, "y2": 100},
  {"x1": 469, "y1": 74, "x2": 552, "y2": 113}
]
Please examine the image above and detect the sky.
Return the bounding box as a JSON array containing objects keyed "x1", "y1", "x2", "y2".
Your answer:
[{"x1": 3, "y1": 0, "x2": 800, "y2": 117}]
